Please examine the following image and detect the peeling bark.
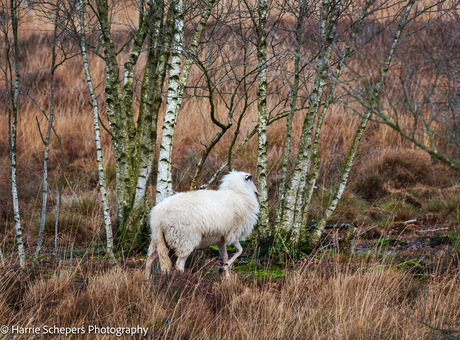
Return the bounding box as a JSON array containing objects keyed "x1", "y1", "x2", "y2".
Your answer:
[
  {"x1": 156, "y1": 0, "x2": 216, "y2": 203},
  {"x1": 9, "y1": 0, "x2": 25, "y2": 268},
  {"x1": 80, "y1": 0, "x2": 116, "y2": 264},
  {"x1": 256, "y1": 0, "x2": 270, "y2": 238}
]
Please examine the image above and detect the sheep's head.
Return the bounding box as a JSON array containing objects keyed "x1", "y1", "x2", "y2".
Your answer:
[{"x1": 219, "y1": 171, "x2": 259, "y2": 199}]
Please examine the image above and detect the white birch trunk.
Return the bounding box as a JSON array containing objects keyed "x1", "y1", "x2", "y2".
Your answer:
[
  {"x1": 300, "y1": 0, "x2": 377, "y2": 237},
  {"x1": 10, "y1": 0, "x2": 25, "y2": 268},
  {"x1": 310, "y1": 0, "x2": 415, "y2": 248},
  {"x1": 275, "y1": 0, "x2": 307, "y2": 228},
  {"x1": 80, "y1": 0, "x2": 116, "y2": 263},
  {"x1": 282, "y1": 0, "x2": 339, "y2": 243},
  {"x1": 256, "y1": 0, "x2": 270, "y2": 238},
  {"x1": 133, "y1": 0, "x2": 166, "y2": 205},
  {"x1": 156, "y1": 0, "x2": 215, "y2": 203},
  {"x1": 156, "y1": 0, "x2": 184, "y2": 204},
  {"x1": 34, "y1": 4, "x2": 59, "y2": 262}
]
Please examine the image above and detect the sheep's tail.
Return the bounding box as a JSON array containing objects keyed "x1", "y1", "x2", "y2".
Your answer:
[{"x1": 155, "y1": 225, "x2": 172, "y2": 273}]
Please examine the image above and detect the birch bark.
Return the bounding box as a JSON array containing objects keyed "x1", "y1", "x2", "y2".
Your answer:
[
  {"x1": 93, "y1": 0, "x2": 176, "y2": 250},
  {"x1": 95, "y1": 0, "x2": 132, "y2": 222},
  {"x1": 133, "y1": 0, "x2": 170, "y2": 205},
  {"x1": 299, "y1": 0, "x2": 376, "y2": 237},
  {"x1": 275, "y1": 0, "x2": 308, "y2": 229},
  {"x1": 310, "y1": 0, "x2": 416, "y2": 248},
  {"x1": 156, "y1": 0, "x2": 216, "y2": 203},
  {"x1": 256, "y1": 0, "x2": 270, "y2": 238},
  {"x1": 34, "y1": 4, "x2": 59, "y2": 262},
  {"x1": 281, "y1": 0, "x2": 340, "y2": 243},
  {"x1": 156, "y1": 0, "x2": 185, "y2": 204},
  {"x1": 80, "y1": 0, "x2": 116, "y2": 263},
  {"x1": 10, "y1": 0, "x2": 25, "y2": 268}
]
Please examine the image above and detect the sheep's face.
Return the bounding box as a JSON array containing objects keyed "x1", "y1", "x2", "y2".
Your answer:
[
  {"x1": 219, "y1": 171, "x2": 259, "y2": 199},
  {"x1": 243, "y1": 173, "x2": 259, "y2": 198}
]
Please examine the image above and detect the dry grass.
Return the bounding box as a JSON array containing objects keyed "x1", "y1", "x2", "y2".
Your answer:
[{"x1": 0, "y1": 255, "x2": 459, "y2": 339}]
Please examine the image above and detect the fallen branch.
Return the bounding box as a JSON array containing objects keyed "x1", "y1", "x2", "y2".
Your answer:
[{"x1": 417, "y1": 227, "x2": 448, "y2": 233}]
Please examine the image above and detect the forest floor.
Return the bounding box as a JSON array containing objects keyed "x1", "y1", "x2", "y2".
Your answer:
[{"x1": 1, "y1": 219, "x2": 458, "y2": 339}]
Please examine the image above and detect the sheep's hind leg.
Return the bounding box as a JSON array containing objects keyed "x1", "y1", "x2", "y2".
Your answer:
[
  {"x1": 175, "y1": 256, "x2": 188, "y2": 272},
  {"x1": 145, "y1": 249, "x2": 158, "y2": 279},
  {"x1": 223, "y1": 241, "x2": 243, "y2": 278}
]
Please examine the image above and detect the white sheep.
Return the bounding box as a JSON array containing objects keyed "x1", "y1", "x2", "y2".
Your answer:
[{"x1": 145, "y1": 171, "x2": 259, "y2": 278}]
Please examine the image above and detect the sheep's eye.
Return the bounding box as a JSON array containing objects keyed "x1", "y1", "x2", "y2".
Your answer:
[{"x1": 245, "y1": 174, "x2": 252, "y2": 181}]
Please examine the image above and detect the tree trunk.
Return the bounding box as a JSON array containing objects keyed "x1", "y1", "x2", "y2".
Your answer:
[
  {"x1": 156, "y1": 0, "x2": 216, "y2": 202},
  {"x1": 275, "y1": 0, "x2": 308, "y2": 230},
  {"x1": 80, "y1": 0, "x2": 116, "y2": 264},
  {"x1": 281, "y1": 0, "x2": 340, "y2": 244},
  {"x1": 256, "y1": 0, "x2": 270, "y2": 238},
  {"x1": 310, "y1": 0, "x2": 416, "y2": 248},
  {"x1": 155, "y1": 0, "x2": 184, "y2": 204},
  {"x1": 34, "y1": 3, "x2": 60, "y2": 262},
  {"x1": 96, "y1": 0, "x2": 133, "y2": 224},
  {"x1": 8, "y1": 0, "x2": 25, "y2": 268}
]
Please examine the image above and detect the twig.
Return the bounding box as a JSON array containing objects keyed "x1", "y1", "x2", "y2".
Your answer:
[
  {"x1": 358, "y1": 225, "x2": 380, "y2": 237},
  {"x1": 417, "y1": 227, "x2": 448, "y2": 233},
  {"x1": 69, "y1": 242, "x2": 74, "y2": 272},
  {"x1": 98, "y1": 114, "x2": 115, "y2": 139},
  {"x1": 0, "y1": 246, "x2": 4, "y2": 267}
]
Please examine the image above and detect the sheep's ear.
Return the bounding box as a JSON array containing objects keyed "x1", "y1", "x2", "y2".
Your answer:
[{"x1": 245, "y1": 174, "x2": 252, "y2": 181}]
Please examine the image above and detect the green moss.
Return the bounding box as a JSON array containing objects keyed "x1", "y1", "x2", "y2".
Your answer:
[
  {"x1": 380, "y1": 199, "x2": 418, "y2": 222},
  {"x1": 209, "y1": 245, "x2": 236, "y2": 253},
  {"x1": 368, "y1": 259, "x2": 425, "y2": 275},
  {"x1": 395, "y1": 259, "x2": 424, "y2": 271},
  {"x1": 375, "y1": 238, "x2": 408, "y2": 247},
  {"x1": 234, "y1": 261, "x2": 286, "y2": 279}
]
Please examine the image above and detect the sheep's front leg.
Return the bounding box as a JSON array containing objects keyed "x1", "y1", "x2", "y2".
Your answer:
[{"x1": 223, "y1": 241, "x2": 243, "y2": 277}]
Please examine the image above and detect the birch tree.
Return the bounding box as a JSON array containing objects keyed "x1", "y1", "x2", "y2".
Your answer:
[
  {"x1": 3, "y1": 0, "x2": 26, "y2": 268},
  {"x1": 274, "y1": 0, "x2": 309, "y2": 232},
  {"x1": 255, "y1": 0, "x2": 270, "y2": 239},
  {"x1": 309, "y1": 0, "x2": 416, "y2": 248},
  {"x1": 34, "y1": 2, "x2": 60, "y2": 262},
  {"x1": 155, "y1": 0, "x2": 185, "y2": 204},
  {"x1": 279, "y1": 0, "x2": 341, "y2": 244},
  {"x1": 79, "y1": 0, "x2": 116, "y2": 263},
  {"x1": 84, "y1": 0, "x2": 218, "y2": 250},
  {"x1": 91, "y1": 0, "x2": 173, "y2": 250},
  {"x1": 156, "y1": 0, "x2": 217, "y2": 204}
]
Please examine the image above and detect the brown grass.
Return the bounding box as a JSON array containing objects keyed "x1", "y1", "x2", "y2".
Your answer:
[{"x1": 0, "y1": 256, "x2": 459, "y2": 339}]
